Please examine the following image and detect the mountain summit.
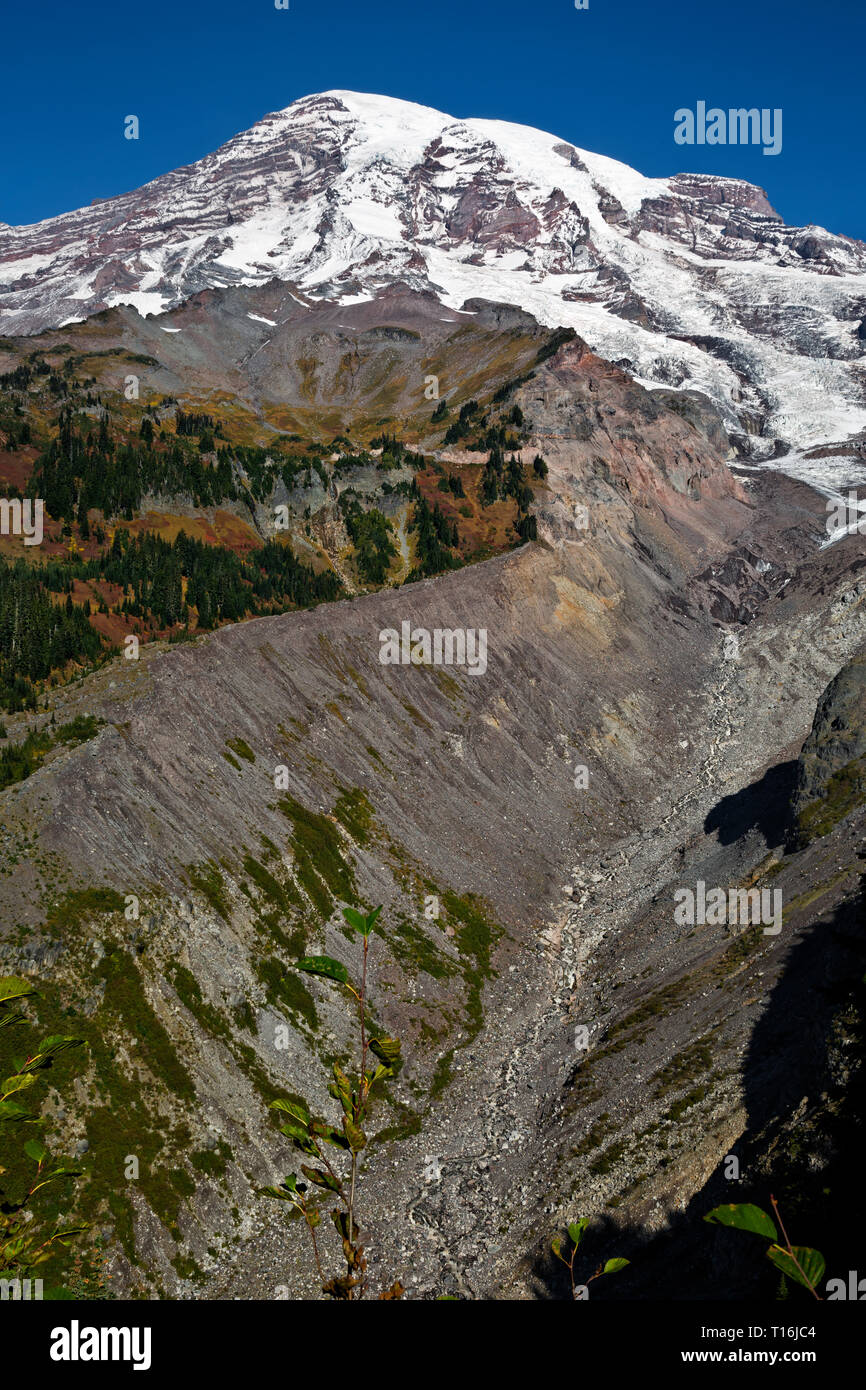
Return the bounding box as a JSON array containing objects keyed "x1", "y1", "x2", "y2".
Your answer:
[{"x1": 2, "y1": 90, "x2": 866, "y2": 451}]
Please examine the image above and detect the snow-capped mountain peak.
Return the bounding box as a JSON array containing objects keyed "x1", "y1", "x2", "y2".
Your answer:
[{"x1": 2, "y1": 90, "x2": 865, "y2": 453}]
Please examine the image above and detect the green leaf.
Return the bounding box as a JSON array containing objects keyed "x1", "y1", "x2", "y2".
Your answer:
[
  {"x1": 296, "y1": 955, "x2": 349, "y2": 985},
  {"x1": 704, "y1": 1203, "x2": 779, "y2": 1241},
  {"x1": 603, "y1": 1258, "x2": 630, "y2": 1274},
  {"x1": 0, "y1": 1101, "x2": 37, "y2": 1122},
  {"x1": 39, "y1": 1035, "x2": 82, "y2": 1053},
  {"x1": 258, "y1": 1175, "x2": 303, "y2": 1201},
  {"x1": 278, "y1": 1122, "x2": 312, "y2": 1144},
  {"x1": 310, "y1": 1120, "x2": 350, "y2": 1150},
  {"x1": 23, "y1": 1138, "x2": 48, "y2": 1164},
  {"x1": 270, "y1": 1098, "x2": 310, "y2": 1127},
  {"x1": 551, "y1": 1237, "x2": 562, "y2": 1259},
  {"x1": 50, "y1": 1226, "x2": 88, "y2": 1244},
  {"x1": 367, "y1": 1064, "x2": 392, "y2": 1086},
  {"x1": 342, "y1": 1117, "x2": 367, "y2": 1151},
  {"x1": 300, "y1": 1164, "x2": 341, "y2": 1193},
  {"x1": 369, "y1": 1036, "x2": 401, "y2": 1066},
  {"x1": 28, "y1": 1036, "x2": 82, "y2": 1068},
  {"x1": 331, "y1": 1063, "x2": 353, "y2": 1116},
  {"x1": 341, "y1": 905, "x2": 383, "y2": 938},
  {"x1": 32, "y1": 1168, "x2": 82, "y2": 1194},
  {"x1": 1, "y1": 1073, "x2": 37, "y2": 1097},
  {"x1": 767, "y1": 1245, "x2": 825, "y2": 1291},
  {"x1": 0, "y1": 977, "x2": 34, "y2": 1004},
  {"x1": 568, "y1": 1219, "x2": 588, "y2": 1248}
]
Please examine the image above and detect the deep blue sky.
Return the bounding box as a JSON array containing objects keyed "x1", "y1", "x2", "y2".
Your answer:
[{"x1": 3, "y1": 0, "x2": 863, "y2": 238}]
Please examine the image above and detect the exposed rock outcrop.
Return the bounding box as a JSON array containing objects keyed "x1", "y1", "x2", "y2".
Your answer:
[{"x1": 794, "y1": 649, "x2": 866, "y2": 842}]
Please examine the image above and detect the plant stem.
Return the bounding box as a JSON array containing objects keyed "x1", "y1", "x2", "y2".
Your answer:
[
  {"x1": 770, "y1": 1194, "x2": 822, "y2": 1302},
  {"x1": 347, "y1": 936, "x2": 369, "y2": 1268},
  {"x1": 306, "y1": 1210, "x2": 326, "y2": 1289},
  {"x1": 360, "y1": 935, "x2": 369, "y2": 1098}
]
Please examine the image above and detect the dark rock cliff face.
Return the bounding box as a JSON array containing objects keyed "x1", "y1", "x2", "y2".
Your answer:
[{"x1": 794, "y1": 650, "x2": 866, "y2": 843}]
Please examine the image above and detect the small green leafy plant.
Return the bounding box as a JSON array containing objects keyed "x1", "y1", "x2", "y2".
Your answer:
[
  {"x1": 259, "y1": 906, "x2": 404, "y2": 1300},
  {"x1": 704, "y1": 1197, "x2": 825, "y2": 1299},
  {"x1": 0, "y1": 975, "x2": 87, "y2": 1280},
  {"x1": 552, "y1": 1217, "x2": 630, "y2": 1299}
]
